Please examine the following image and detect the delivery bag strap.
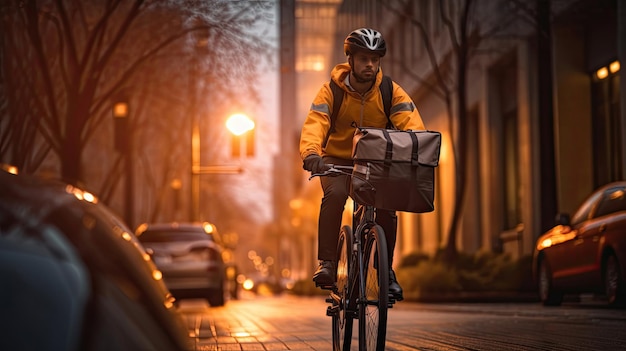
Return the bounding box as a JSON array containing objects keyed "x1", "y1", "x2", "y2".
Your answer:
[
  {"x1": 409, "y1": 131, "x2": 419, "y2": 166},
  {"x1": 381, "y1": 129, "x2": 421, "y2": 165}
]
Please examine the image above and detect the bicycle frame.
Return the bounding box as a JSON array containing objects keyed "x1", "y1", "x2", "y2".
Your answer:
[
  {"x1": 312, "y1": 165, "x2": 390, "y2": 351},
  {"x1": 331, "y1": 201, "x2": 374, "y2": 319}
]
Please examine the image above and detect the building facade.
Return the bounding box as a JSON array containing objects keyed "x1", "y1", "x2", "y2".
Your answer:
[{"x1": 283, "y1": 0, "x2": 624, "y2": 279}]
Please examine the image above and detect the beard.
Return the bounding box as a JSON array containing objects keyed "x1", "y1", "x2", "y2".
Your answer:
[{"x1": 352, "y1": 69, "x2": 376, "y2": 83}]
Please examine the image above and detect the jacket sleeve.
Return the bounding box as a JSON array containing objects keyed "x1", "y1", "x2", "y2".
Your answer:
[
  {"x1": 388, "y1": 82, "x2": 426, "y2": 131},
  {"x1": 299, "y1": 84, "x2": 333, "y2": 160}
]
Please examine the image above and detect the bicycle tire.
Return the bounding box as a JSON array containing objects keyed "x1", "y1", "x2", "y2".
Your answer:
[
  {"x1": 358, "y1": 224, "x2": 389, "y2": 351},
  {"x1": 332, "y1": 225, "x2": 354, "y2": 351}
]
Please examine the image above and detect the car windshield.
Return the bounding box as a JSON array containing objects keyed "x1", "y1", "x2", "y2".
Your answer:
[{"x1": 139, "y1": 230, "x2": 211, "y2": 243}]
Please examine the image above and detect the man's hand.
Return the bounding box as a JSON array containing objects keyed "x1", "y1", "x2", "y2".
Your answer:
[{"x1": 303, "y1": 154, "x2": 330, "y2": 174}]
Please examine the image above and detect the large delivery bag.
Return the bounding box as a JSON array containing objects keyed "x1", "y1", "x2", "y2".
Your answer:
[{"x1": 350, "y1": 127, "x2": 442, "y2": 213}]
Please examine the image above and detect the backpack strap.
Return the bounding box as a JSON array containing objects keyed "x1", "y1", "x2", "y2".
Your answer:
[
  {"x1": 380, "y1": 75, "x2": 394, "y2": 128},
  {"x1": 328, "y1": 79, "x2": 344, "y2": 134},
  {"x1": 323, "y1": 75, "x2": 394, "y2": 147}
]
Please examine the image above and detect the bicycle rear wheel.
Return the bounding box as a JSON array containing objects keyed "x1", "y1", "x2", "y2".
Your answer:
[
  {"x1": 332, "y1": 225, "x2": 354, "y2": 351},
  {"x1": 359, "y1": 224, "x2": 389, "y2": 351}
]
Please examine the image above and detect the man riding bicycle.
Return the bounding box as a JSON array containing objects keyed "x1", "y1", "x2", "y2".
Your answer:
[{"x1": 299, "y1": 28, "x2": 426, "y2": 301}]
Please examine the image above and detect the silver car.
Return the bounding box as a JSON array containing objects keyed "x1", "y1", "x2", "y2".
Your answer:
[{"x1": 136, "y1": 222, "x2": 226, "y2": 306}]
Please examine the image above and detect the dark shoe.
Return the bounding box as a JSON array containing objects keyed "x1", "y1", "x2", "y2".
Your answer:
[
  {"x1": 313, "y1": 260, "x2": 335, "y2": 288},
  {"x1": 389, "y1": 269, "x2": 404, "y2": 301}
]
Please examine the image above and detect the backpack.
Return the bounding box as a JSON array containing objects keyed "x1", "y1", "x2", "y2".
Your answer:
[{"x1": 323, "y1": 75, "x2": 394, "y2": 147}]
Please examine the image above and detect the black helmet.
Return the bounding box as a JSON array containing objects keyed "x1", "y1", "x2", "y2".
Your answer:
[{"x1": 344, "y1": 28, "x2": 386, "y2": 57}]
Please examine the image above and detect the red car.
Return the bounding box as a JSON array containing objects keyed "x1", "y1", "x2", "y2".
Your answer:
[{"x1": 533, "y1": 182, "x2": 626, "y2": 306}]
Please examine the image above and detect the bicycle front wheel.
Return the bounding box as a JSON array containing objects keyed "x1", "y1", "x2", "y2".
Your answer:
[
  {"x1": 332, "y1": 225, "x2": 353, "y2": 351},
  {"x1": 359, "y1": 224, "x2": 389, "y2": 351}
]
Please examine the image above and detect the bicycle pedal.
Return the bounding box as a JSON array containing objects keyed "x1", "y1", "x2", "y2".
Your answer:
[{"x1": 315, "y1": 282, "x2": 335, "y2": 290}]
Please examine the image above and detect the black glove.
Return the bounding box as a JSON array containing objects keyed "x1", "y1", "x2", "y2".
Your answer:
[{"x1": 303, "y1": 154, "x2": 330, "y2": 174}]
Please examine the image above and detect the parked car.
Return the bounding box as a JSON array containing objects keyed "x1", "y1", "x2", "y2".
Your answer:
[
  {"x1": 135, "y1": 222, "x2": 227, "y2": 306},
  {"x1": 533, "y1": 181, "x2": 626, "y2": 306},
  {"x1": 0, "y1": 170, "x2": 189, "y2": 351}
]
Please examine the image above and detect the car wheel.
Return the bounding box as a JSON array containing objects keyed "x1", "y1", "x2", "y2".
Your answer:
[
  {"x1": 207, "y1": 285, "x2": 225, "y2": 307},
  {"x1": 539, "y1": 260, "x2": 563, "y2": 306},
  {"x1": 604, "y1": 253, "x2": 624, "y2": 306}
]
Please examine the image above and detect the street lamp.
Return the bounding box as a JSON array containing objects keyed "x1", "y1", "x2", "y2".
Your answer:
[
  {"x1": 226, "y1": 113, "x2": 255, "y2": 157},
  {"x1": 190, "y1": 113, "x2": 253, "y2": 222},
  {"x1": 113, "y1": 99, "x2": 134, "y2": 228}
]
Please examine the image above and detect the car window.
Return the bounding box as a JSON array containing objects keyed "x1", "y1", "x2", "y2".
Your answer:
[
  {"x1": 139, "y1": 230, "x2": 211, "y2": 243},
  {"x1": 593, "y1": 186, "x2": 626, "y2": 219},
  {"x1": 571, "y1": 191, "x2": 602, "y2": 225}
]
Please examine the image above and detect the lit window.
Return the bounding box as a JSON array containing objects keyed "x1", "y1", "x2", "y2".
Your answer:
[
  {"x1": 596, "y1": 67, "x2": 609, "y2": 80},
  {"x1": 296, "y1": 54, "x2": 325, "y2": 72},
  {"x1": 609, "y1": 60, "x2": 620, "y2": 74}
]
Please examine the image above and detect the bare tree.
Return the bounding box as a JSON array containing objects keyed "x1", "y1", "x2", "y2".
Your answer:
[
  {"x1": 379, "y1": 0, "x2": 526, "y2": 264},
  {"x1": 0, "y1": 0, "x2": 274, "y2": 187}
]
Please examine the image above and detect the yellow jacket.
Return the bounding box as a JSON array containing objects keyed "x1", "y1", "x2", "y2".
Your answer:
[{"x1": 300, "y1": 63, "x2": 426, "y2": 160}]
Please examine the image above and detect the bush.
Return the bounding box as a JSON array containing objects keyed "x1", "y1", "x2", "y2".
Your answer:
[
  {"x1": 398, "y1": 252, "x2": 430, "y2": 268},
  {"x1": 289, "y1": 279, "x2": 328, "y2": 296},
  {"x1": 397, "y1": 260, "x2": 462, "y2": 299},
  {"x1": 396, "y1": 250, "x2": 534, "y2": 295}
]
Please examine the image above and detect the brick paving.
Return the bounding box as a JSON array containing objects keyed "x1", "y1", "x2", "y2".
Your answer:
[{"x1": 178, "y1": 293, "x2": 333, "y2": 351}]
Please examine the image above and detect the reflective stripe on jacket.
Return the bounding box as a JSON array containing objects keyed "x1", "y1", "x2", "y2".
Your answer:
[{"x1": 299, "y1": 63, "x2": 426, "y2": 160}]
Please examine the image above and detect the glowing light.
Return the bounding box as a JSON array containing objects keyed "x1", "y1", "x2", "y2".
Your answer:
[
  {"x1": 113, "y1": 102, "x2": 128, "y2": 118},
  {"x1": 226, "y1": 113, "x2": 255, "y2": 136},
  {"x1": 203, "y1": 222, "x2": 214, "y2": 234},
  {"x1": 1, "y1": 164, "x2": 18, "y2": 174},
  {"x1": 242, "y1": 279, "x2": 254, "y2": 290},
  {"x1": 82, "y1": 191, "x2": 96, "y2": 203},
  {"x1": 135, "y1": 223, "x2": 148, "y2": 236},
  {"x1": 540, "y1": 238, "x2": 553, "y2": 249},
  {"x1": 609, "y1": 60, "x2": 620, "y2": 73},
  {"x1": 64, "y1": 185, "x2": 98, "y2": 203},
  {"x1": 596, "y1": 67, "x2": 609, "y2": 80},
  {"x1": 248, "y1": 250, "x2": 257, "y2": 260},
  {"x1": 153, "y1": 270, "x2": 163, "y2": 281},
  {"x1": 121, "y1": 232, "x2": 132, "y2": 241}
]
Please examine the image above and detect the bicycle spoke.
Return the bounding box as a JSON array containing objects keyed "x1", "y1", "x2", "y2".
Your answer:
[
  {"x1": 332, "y1": 226, "x2": 353, "y2": 351},
  {"x1": 359, "y1": 225, "x2": 388, "y2": 351}
]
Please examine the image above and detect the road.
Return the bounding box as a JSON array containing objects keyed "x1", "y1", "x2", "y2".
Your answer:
[{"x1": 177, "y1": 292, "x2": 626, "y2": 350}]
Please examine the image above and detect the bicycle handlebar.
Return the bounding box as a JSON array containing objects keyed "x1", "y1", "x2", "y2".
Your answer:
[{"x1": 308, "y1": 164, "x2": 353, "y2": 180}]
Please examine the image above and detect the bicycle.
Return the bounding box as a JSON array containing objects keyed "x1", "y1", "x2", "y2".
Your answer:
[{"x1": 310, "y1": 164, "x2": 396, "y2": 351}]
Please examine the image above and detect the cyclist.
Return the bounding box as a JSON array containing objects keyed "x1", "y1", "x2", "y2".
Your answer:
[{"x1": 299, "y1": 28, "x2": 426, "y2": 301}]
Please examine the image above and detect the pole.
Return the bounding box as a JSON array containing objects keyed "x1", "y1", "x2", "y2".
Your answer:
[
  {"x1": 126, "y1": 136, "x2": 134, "y2": 228},
  {"x1": 191, "y1": 122, "x2": 200, "y2": 221}
]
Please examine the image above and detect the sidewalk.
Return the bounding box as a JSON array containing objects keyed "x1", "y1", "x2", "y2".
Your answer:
[{"x1": 178, "y1": 293, "x2": 332, "y2": 351}]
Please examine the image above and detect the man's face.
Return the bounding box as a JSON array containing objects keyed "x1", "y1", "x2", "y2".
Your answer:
[{"x1": 351, "y1": 51, "x2": 380, "y2": 83}]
